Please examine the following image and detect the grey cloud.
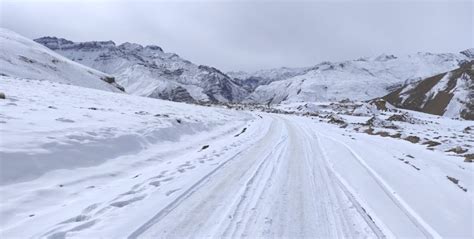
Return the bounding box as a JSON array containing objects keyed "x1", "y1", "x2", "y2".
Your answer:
[{"x1": 1, "y1": 0, "x2": 472, "y2": 71}]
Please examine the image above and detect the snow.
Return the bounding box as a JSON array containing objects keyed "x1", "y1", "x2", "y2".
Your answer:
[
  {"x1": 34, "y1": 36, "x2": 248, "y2": 103},
  {"x1": 245, "y1": 52, "x2": 471, "y2": 104},
  {"x1": 444, "y1": 73, "x2": 471, "y2": 118},
  {"x1": 0, "y1": 76, "x2": 251, "y2": 184},
  {"x1": 1, "y1": 28, "x2": 472, "y2": 239},
  {"x1": 423, "y1": 72, "x2": 451, "y2": 105},
  {"x1": 0, "y1": 28, "x2": 122, "y2": 92},
  {"x1": 390, "y1": 63, "x2": 472, "y2": 119},
  {"x1": 313, "y1": 122, "x2": 472, "y2": 238},
  {"x1": 1, "y1": 78, "x2": 472, "y2": 238}
]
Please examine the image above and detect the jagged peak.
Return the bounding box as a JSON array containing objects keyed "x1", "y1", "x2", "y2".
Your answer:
[
  {"x1": 34, "y1": 36, "x2": 74, "y2": 50},
  {"x1": 35, "y1": 36, "x2": 74, "y2": 45},
  {"x1": 198, "y1": 65, "x2": 226, "y2": 75},
  {"x1": 145, "y1": 45, "x2": 163, "y2": 52},
  {"x1": 374, "y1": 53, "x2": 398, "y2": 62},
  {"x1": 34, "y1": 36, "x2": 116, "y2": 50},
  {"x1": 77, "y1": 40, "x2": 116, "y2": 48}
]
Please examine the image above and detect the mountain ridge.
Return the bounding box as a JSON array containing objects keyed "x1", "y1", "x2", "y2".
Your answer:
[
  {"x1": 34, "y1": 36, "x2": 249, "y2": 103},
  {"x1": 238, "y1": 50, "x2": 472, "y2": 104},
  {"x1": 383, "y1": 60, "x2": 473, "y2": 120},
  {"x1": 33, "y1": 34, "x2": 473, "y2": 119}
]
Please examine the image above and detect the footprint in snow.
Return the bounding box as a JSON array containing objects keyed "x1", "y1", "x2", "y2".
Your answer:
[
  {"x1": 149, "y1": 181, "x2": 161, "y2": 187},
  {"x1": 110, "y1": 195, "x2": 147, "y2": 208},
  {"x1": 55, "y1": 118, "x2": 75, "y2": 123},
  {"x1": 161, "y1": 177, "x2": 174, "y2": 182},
  {"x1": 60, "y1": 214, "x2": 90, "y2": 224}
]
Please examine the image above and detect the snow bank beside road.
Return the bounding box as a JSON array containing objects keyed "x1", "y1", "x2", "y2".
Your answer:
[
  {"x1": 303, "y1": 117, "x2": 473, "y2": 238},
  {"x1": 0, "y1": 76, "x2": 251, "y2": 184}
]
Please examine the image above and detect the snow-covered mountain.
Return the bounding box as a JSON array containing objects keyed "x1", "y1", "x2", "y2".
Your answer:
[
  {"x1": 34, "y1": 37, "x2": 248, "y2": 103},
  {"x1": 227, "y1": 66, "x2": 313, "y2": 92},
  {"x1": 237, "y1": 51, "x2": 473, "y2": 104},
  {"x1": 33, "y1": 33, "x2": 473, "y2": 106},
  {"x1": 384, "y1": 60, "x2": 473, "y2": 120},
  {"x1": 0, "y1": 28, "x2": 123, "y2": 92}
]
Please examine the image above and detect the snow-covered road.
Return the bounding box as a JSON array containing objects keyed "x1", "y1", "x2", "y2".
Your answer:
[
  {"x1": 129, "y1": 116, "x2": 380, "y2": 238},
  {"x1": 5, "y1": 114, "x2": 380, "y2": 238},
  {"x1": 1, "y1": 79, "x2": 472, "y2": 238}
]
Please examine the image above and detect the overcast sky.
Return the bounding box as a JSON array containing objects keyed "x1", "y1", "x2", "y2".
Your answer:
[{"x1": 1, "y1": 0, "x2": 472, "y2": 72}]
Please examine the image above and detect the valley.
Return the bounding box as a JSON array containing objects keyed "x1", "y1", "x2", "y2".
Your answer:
[{"x1": 0, "y1": 27, "x2": 472, "y2": 238}]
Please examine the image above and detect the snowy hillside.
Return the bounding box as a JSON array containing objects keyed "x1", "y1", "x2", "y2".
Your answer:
[
  {"x1": 384, "y1": 61, "x2": 473, "y2": 120},
  {"x1": 0, "y1": 76, "x2": 251, "y2": 185},
  {"x1": 241, "y1": 51, "x2": 473, "y2": 104},
  {"x1": 34, "y1": 37, "x2": 248, "y2": 103},
  {"x1": 0, "y1": 28, "x2": 123, "y2": 92}
]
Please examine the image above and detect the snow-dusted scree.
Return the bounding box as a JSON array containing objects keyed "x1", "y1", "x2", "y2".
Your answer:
[{"x1": 0, "y1": 28, "x2": 472, "y2": 238}]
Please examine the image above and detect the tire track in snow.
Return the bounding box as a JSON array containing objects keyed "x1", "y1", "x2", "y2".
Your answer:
[
  {"x1": 220, "y1": 130, "x2": 289, "y2": 237},
  {"x1": 128, "y1": 117, "x2": 283, "y2": 238},
  {"x1": 285, "y1": 119, "x2": 381, "y2": 238},
  {"x1": 128, "y1": 115, "x2": 384, "y2": 238},
  {"x1": 315, "y1": 131, "x2": 442, "y2": 239},
  {"x1": 310, "y1": 132, "x2": 387, "y2": 238}
]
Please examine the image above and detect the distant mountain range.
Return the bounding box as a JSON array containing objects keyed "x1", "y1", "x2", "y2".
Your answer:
[
  {"x1": 35, "y1": 35, "x2": 472, "y2": 107},
  {"x1": 34, "y1": 37, "x2": 248, "y2": 103},
  {"x1": 1, "y1": 28, "x2": 472, "y2": 119},
  {"x1": 236, "y1": 52, "x2": 472, "y2": 104}
]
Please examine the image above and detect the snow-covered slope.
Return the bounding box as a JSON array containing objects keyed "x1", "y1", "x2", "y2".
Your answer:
[
  {"x1": 0, "y1": 28, "x2": 123, "y2": 92},
  {"x1": 0, "y1": 75, "x2": 252, "y2": 185},
  {"x1": 384, "y1": 60, "x2": 473, "y2": 120},
  {"x1": 241, "y1": 51, "x2": 473, "y2": 104},
  {"x1": 34, "y1": 37, "x2": 248, "y2": 103}
]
